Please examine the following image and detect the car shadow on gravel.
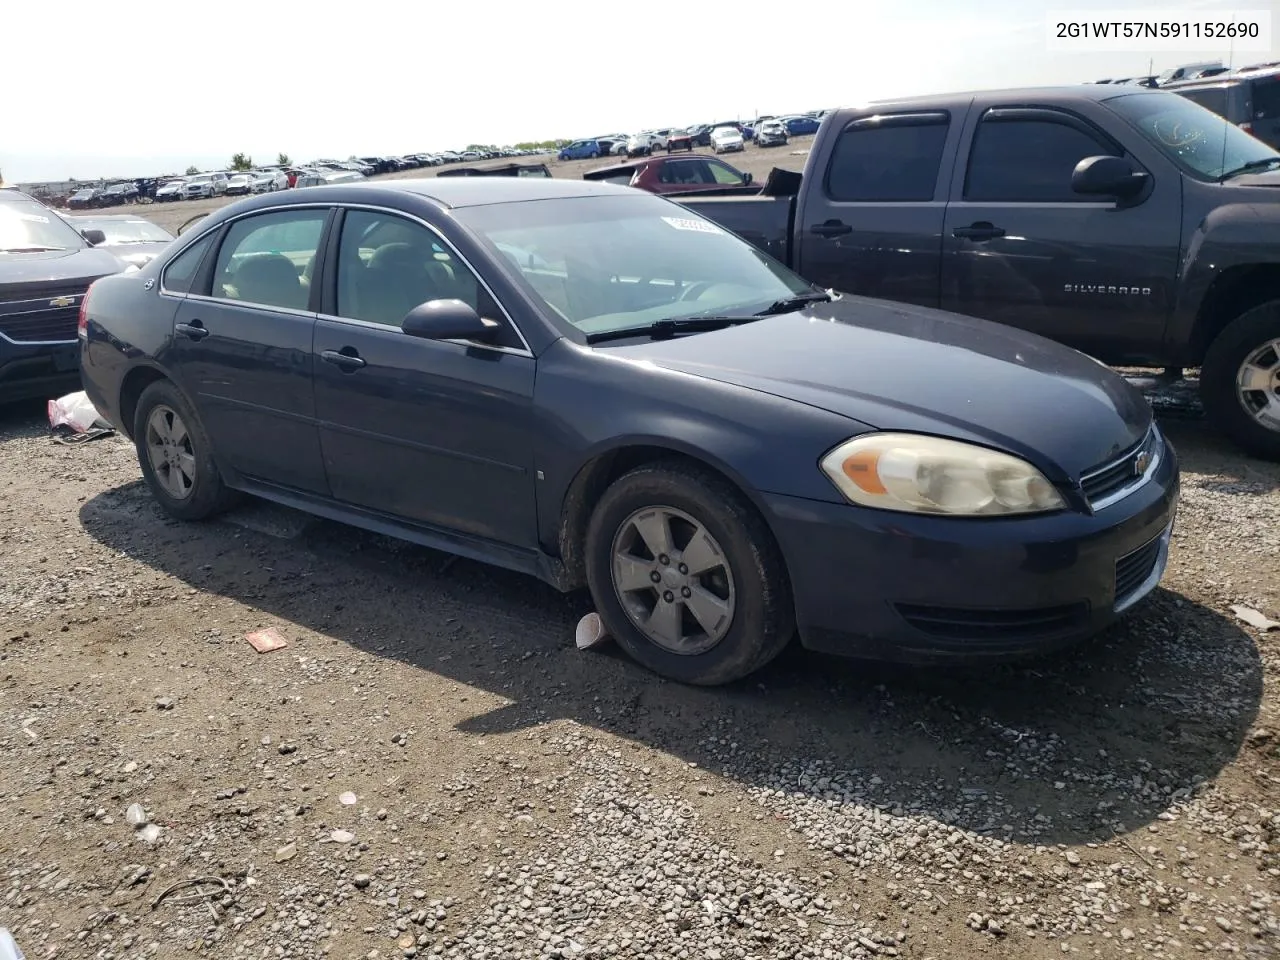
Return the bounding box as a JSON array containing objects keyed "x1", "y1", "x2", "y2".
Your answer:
[{"x1": 79, "y1": 475, "x2": 1263, "y2": 851}]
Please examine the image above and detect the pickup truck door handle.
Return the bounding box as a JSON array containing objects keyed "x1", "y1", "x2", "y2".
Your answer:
[
  {"x1": 174, "y1": 320, "x2": 209, "y2": 341},
  {"x1": 321, "y1": 348, "x2": 367, "y2": 372},
  {"x1": 952, "y1": 221, "x2": 1006, "y2": 241},
  {"x1": 810, "y1": 219, "x2": 853, "y2": 238}
]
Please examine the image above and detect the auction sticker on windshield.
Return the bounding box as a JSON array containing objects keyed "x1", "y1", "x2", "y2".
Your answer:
[{"x1": 661, "y1": 216, "x2": 723, "y2": 234}]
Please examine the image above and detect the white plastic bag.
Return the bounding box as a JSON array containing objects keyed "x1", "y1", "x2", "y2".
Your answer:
[
  {"x1": 0, "y1": 928, "x2": 26, "y2": 960},
  {"x1": 47, "y1": 390, "x2": 106, "y2": 434}
]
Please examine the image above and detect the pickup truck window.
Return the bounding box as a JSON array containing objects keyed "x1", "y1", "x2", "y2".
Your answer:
[
  {"x1": 1175, "y1": 86, "x2": 1229, "y2": 117},
  {"x1": 1104, "y1": 91, "x2": 1279, "y2": 180},
  {"x1": 965, "y1": 115, "x2": 1119, "y2": 202},
  {"x1": 825, "y1": 118, "x2": 949, "y2": 202},
  {"x1": 1257, "y1": 79, "x2": 1280, "y2": 119}
]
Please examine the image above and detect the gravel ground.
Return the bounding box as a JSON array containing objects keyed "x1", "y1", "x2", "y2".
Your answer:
[{"x1": 3, "y1": 150, "x2": 1280, "y2": 958}]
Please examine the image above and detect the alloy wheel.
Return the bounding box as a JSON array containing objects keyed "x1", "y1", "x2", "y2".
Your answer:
[
  {"x1": 144, "y1": 405, "x2": 197, "y2": 500},
  {"x1": 1236, "y1": 337, "x2": 1280, "y2": 432},
  {"x1": 610, "y1": 505, "x2": 736, "y2": 656}
]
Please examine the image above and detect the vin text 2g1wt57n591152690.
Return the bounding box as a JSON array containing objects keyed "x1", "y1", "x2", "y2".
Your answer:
[{"x1": 680, "y1": 85, "x2": 1280, "y2": 461}]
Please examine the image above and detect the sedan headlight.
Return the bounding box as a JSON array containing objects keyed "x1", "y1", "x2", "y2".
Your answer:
[{"x1": 819, "y1": 433, "x2": 1066, "y2": 516}]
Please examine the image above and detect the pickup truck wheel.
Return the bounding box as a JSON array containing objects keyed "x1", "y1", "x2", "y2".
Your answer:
[
  {"x1": 133, "y1": 381, "x2": 238, "y2": 520},
  {"x1": 1201, "y1": 300, "x2": 1280, "y2": 460},
  {"x1": 584, "y1": 462, "x2": 795, "y2": 686}
]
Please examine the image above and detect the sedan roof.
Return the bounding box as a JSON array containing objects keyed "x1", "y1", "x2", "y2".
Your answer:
[{"x1": 285, "y1": 176, "x2": 634, "y2": 209}]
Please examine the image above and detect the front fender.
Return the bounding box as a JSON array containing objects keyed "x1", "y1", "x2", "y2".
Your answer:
[
  {"x1": 530, "y1": 339, "x2": 868, "y2": 560},
  {"x1": 1171, "y1": 202, "x2": 1280, "y2": 359}
]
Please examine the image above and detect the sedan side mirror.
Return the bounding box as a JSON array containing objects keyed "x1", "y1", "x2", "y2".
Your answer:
[
  {"x1": 81, "y1": 229, "x2": 106, "y2": 246},
  {"x1": 402, "y1": 299, "x2": 499, "y2": 343},
  {"x1": 1071, "y1": 155, "x2": 1149, "y2": 199}
]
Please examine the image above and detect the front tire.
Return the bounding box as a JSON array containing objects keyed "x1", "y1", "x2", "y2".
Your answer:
[
  {"x1": 585, "y1": 462, "x2": 794, "y2": 685},
  {"x1": 1201, "y1": 299, "x2": 1280, "y2": 460},
  {"x1": 133, "y1": 380, "x2": 237, "y2": 520}
]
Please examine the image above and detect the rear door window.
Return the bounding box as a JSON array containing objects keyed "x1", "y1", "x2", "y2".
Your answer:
[
  {"x1": 1175, "y1": 86, "x2": 1230, "y2": 118},
  {"x1": 825, "y1": 117, "x2": 950, "y2": 201},
  {"x1": 1254, "y1": 78, "x2": 1280, "y2": 119}
]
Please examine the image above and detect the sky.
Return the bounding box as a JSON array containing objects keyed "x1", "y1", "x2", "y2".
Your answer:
[{"x1": 3, "y1": 0, "x2": 1276, "y2": 184}]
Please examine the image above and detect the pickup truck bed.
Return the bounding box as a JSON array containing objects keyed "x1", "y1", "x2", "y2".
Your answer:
[{"x1": 680, "y1": 84, "x2": 1280, "y2": 460}]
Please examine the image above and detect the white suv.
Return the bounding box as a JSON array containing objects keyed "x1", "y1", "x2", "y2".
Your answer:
[{"x1": 181, "y1": 173, "x2": 229, "y2": 199}]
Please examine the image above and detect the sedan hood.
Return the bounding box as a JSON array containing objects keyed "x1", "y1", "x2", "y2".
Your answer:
[{"x1": 615, "y1": 296, "x2": 1152, "y2": 480}]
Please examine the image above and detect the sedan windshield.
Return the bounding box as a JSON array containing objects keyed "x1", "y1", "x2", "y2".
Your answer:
[
  {"x1": 0, "y1": 198, "x2": 88, "y2": 252},
  {"x1": 1105, "y1": 91, "x2": 1280, "y2": 180},
  {"x1": 72, "y1": 218, "x2": 173, "y2": 244},
  {"x1": 456, "y1": 193, "x2": 815, "y2": 337}
]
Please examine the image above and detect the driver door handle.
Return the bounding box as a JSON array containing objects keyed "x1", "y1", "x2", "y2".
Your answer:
[
  {"x1": 321, "y1": 348, "x2": 366, "y2": 371},
  {"x1": 175, "y1": 320, "x2": 209, "y2": 341},
  {"x1": 953, "y1": 221, "x2": 1006, "y2": 241},
  {"x1": 810, "y1": 219, "x2": 852, "y2": 238}
]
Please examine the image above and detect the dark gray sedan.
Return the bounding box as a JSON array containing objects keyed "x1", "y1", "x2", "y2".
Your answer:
[{"x1": 78, "y1": 179, "x2": 1178, "y2": 685}]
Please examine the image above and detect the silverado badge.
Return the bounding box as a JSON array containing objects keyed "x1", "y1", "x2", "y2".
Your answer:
[{"x1": 49, "y1": 296, "x2": 76, "y2": 308}]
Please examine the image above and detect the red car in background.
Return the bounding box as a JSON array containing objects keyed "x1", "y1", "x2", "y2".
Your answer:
[
  {"x1": 582, "y1": 154, "x2": 757, "y2": 195},
  {"x1": 666, "y1": 129, "x2": 695, "y2": 152}
]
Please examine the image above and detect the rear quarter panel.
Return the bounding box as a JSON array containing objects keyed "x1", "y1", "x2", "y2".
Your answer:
[{"x1": 79, "y1": 267, "x2": 181, "y2": 433}]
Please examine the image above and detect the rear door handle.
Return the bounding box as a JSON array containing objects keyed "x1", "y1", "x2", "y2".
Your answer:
[
  {"x1": 952, "y1": 221, "x2": 1006, "y2": 241},
  {"x1": 810, "y1": 219, "x2": 852, "y2": 238},
  {"x1": 175, "y1": 321, "x2": 209, "y2": 341},
  {"x1": 321, "y1": 348, "x2": 366, "y2": 371}
]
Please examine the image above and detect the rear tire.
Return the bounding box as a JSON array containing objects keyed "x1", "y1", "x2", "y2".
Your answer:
[
  {"x1": 1200, "y1": 299, "x2": 1280, "y2": 461},
  {"x1": 133, "y1": 380, "x2": 238, "y2": 520},
  {"x1": 585, "y1": 462, "x2": 794, "y2": 685}
]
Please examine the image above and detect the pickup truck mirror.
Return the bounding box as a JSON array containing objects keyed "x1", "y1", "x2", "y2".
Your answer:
[
  {"x1": 402, "y1": 299, "x2": 499, "y2": 343},
  {"x1": 1071, "y1": 155, "x2": 1148, "y2": 199},
  {"x1": 81, "y1": 229, "x2": 106, "y2": 246}
]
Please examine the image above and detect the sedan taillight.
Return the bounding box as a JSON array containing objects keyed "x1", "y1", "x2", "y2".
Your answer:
[{"x1": 77, "y1": 282, "x2": 95, "y2": 339}]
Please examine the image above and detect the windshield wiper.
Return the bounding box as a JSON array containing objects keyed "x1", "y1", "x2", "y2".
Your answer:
[
  {"x1": 0, "y1": 246, "x2": 64, "y2": 253},
  {"x1": 755, "y1": 291, "x2": 834, "y2": 315},
  {"x1": 584, "y1": 315, "x2": 763, "y2": 344},
  {"x1": 1218, "y1": 156, "x2": 1280, "y2": 181}
]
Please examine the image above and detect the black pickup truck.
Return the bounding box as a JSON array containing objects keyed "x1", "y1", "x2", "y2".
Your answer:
[{"x1": 680, "y1": 85, "x2": 1280, "y2": 460}]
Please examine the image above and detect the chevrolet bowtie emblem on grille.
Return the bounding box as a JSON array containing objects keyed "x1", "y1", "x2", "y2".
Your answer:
[
  {"x1": 49, "y1": 296, "x2": 76, "y2": 308},
  {"x1": 1133, "y1": 451, "x2": 1151, "y2": 476}
]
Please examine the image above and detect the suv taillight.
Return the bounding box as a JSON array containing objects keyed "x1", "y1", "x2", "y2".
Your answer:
[{"x1": 77, "y1": 282, "x2": 94, "y2": 339}]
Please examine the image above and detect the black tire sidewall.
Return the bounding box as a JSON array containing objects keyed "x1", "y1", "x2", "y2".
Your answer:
[
  {"x1": 133, "y1": 380, "x2": 231, "y2": 520},
  {"x1": 585, "y1": 465, "x2": 793, "y2": 685},
  {"x1": 1201, "y1": 300, "x2": 1280, "y2": 461}
]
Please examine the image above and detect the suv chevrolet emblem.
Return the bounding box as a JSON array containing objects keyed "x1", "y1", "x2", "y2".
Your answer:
[
  {"x1": 1133, "y1": 451, "x2": 1150, "y2": 475},
  {"x1": 49, "y1": 296, "x2": 76, "y2": 308}
]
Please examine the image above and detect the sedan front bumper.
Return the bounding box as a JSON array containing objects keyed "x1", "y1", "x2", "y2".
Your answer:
[{"x1": 762, "y1": 440, "x2": 1179, "y2": 663}]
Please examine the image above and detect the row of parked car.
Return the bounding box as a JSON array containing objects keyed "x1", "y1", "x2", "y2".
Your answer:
[
  {"x1": 557, "y1": 114, "x2": 824, "y2": 161},
  {"x1": 1088, "y1": 60, "x2": 1280, "y2": 148}
]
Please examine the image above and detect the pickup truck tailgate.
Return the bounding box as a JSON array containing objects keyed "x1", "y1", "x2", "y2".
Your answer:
[{"x1": 679, "y1": 194, "x2": 796, "y2": 265}]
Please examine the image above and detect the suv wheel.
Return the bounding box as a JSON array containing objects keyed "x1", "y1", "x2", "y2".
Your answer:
[
  {"x1": 1201, "y1": 299, "x2": 1280, "y2": 460},
  {"x1": 584, "y1": 462, "x2": 794, "y2": 685}
]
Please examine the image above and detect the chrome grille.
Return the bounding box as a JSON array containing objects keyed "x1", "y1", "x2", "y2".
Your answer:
[
  {"x1": 0, "y1": 286, "x2": 87, "y2": 343},
  {"x1": 1079, "y1": 426, "x2": 1160, "y2": 510}
]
